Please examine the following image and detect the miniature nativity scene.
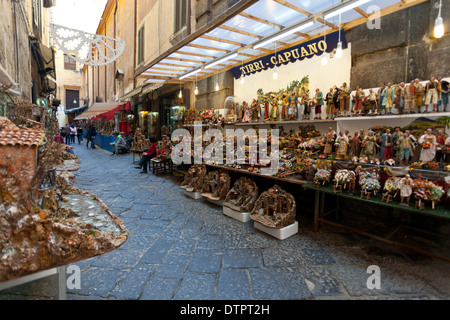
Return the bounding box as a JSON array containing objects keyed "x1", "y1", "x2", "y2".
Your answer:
[{"x1": 0, "y1": 109, "x2": 128, "y2": 284}]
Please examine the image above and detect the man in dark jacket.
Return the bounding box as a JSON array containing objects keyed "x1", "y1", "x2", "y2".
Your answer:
[{"x1": 87, "y1": 124, "x2": 97, "y2": 149}]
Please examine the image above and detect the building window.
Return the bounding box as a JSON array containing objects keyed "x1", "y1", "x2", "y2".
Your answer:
[
  {"x1": 64, "y1": 54, "x2": 77, "y2": 71},
  {"x1": 175, "y1": 0, "x2": 187, "y2": 34},
  {"x1": 65, "y1": 89, "x2": 80, "y2": 110},
  {"x1": 137, "y1": 26, "x2": 145, "y2": 65}
]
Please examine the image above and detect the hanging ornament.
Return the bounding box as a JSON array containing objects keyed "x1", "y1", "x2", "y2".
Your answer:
[{"x1": 51, "y1": 24, "x2": 125, "y2": 66}]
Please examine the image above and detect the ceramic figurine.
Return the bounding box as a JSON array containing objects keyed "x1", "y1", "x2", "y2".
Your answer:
[
  {"x1": 382, "y1": 176, "x2": 402, "y2": 203},
  {"x1": 250, "y1": 185, "x2": 296, "y2": 229},
  {"x1": 399, "y1": 174, "x2": 414, "y2": 206},
  {"x1": 251, "y1": 99, "x2": 260, "y2": 122},
  {"x1": 242, "y1": 101, "x2": 251, "y2": 123}
]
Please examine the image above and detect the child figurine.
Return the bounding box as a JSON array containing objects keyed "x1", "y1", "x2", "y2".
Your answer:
[{"x1": 399, "y1": 174, "x2": 414, "y2": 206}]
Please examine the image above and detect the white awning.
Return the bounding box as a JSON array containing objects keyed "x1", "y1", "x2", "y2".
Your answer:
[
  {"x1": 135, "y1": 0, "x2": 426, "y2": 83},
  {"x1": 74, "y1": 102, "x2": 125, "y2": 120}
]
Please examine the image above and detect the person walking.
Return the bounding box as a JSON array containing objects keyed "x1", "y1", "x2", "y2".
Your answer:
[
  {"x1": 76, "y1": 126, "x2": 83, "y2": 145},
  {"x1": 70, "y1": 125, "x2": 77, "y2": 144},
  {"x1": 87, "y1": 124, "x2": 97, "y2": 149},
  {"x1": 62, "y1": 124, "x2": 71, "y2": 145}
]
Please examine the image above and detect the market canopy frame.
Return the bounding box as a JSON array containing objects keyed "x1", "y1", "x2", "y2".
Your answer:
[
  {"x1": 74, "y1": 102, "x2": 126, "y2": 120},
  {"x1": 135, "y1": 0, "x2": 429, "y2": 85}
]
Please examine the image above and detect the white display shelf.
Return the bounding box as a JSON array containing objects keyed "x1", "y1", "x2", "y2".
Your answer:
[
  {"x1": 183, "y1": 190, "x2": 204, "y2": 200},
  {"x1": 228, "y1": 119, "x2": 336, "y2": 126},
  {"x1": 254, "y1": 221, "x2": 299, "y2": 240},
  {"x1": 335, "y1": 112, "x2": 450, "y2": 122},
  {"x1": 223, "y1": 206, "x2": 251, "y2": 223},
  {"x1": 206, "y1": 198, "x2": 224, "y2": 207}
]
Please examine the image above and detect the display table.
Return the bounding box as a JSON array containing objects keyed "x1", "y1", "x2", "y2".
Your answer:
[
  {"x1": 151, "y1": 158, "x2": 173, "y2": 176},
  {"x1": 204, "y1": 164, "x2": 307, "y2": 186},
  {"x1": 303, "y1": 184, "x2": 450, "y2": 263},
  {"x1": 0, "y1": 266, "x2": 67, "y2": 300}
]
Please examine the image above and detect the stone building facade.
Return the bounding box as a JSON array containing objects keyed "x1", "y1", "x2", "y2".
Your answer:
[
  {"x1": 349, "y1": 0, "x2": 450, "y2": 89},
  {"x1": 0, "y1": 0, "x2": 55, "y2": 102}
]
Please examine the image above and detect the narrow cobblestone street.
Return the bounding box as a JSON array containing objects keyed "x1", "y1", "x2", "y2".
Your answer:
[{"x1": 1, "y1": 143, "x2": 450, "y2": 300}]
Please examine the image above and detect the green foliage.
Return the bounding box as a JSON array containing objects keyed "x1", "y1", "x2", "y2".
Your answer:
[{"x1": 436, "y1": 116, "x2": 450, "y2": 130}]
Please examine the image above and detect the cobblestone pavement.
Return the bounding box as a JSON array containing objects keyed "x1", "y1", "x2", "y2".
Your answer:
[{"x1": 1, "y1": 143, "x2": 450, "y2": 300}]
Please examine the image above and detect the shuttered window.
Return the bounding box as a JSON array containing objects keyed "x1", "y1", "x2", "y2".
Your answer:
[
  {"x1": 65, "y1": 89, "x2": 80, "y2": 110},
  {"x1": 175, "y1": 0, "x2": 187, "y2": 33},
  {"x1": 64, "y1": 54, "x2": 77, "y2": 71},
  {"x1": 138, "y1": 26, "x2": 145, "y2": 65}
]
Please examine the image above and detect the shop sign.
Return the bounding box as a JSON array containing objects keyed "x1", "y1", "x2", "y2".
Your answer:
[{"x1": 230, "y1": 30, "x2": 347, "y2": 79}]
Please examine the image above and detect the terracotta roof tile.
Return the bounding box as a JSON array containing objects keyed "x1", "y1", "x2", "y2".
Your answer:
[{"x1": 0, "y1": 129, "x2": 44, "y2": 147}]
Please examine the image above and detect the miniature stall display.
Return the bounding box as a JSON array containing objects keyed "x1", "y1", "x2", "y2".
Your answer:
[
  {"x1": 399, "y1": 174, "x2": 414, "y2": 206},
  {"x1": 131, "y1": 127, "x2": 150, "y2": 152},
  {"x1": 359, "y1": 168, "x2": 381, "y2": 200},
  {"x1": 180, "y1": 164, "x2": 207, "y2": 193},
  {"x1": 314, "y1": 168, "x2": 332, "y2": 186},
  {"x1": 313, "y1": 160, "x2": 333, "y2": 186},
  {"x1": 413, "y1": 177, "x2": 444, "y2": 210},
  {"x1": 201, "y1": 170, "x2": 231, "y2": 202},
  {"x1": 333, "y1": 169, "x2": 356, "y2": 194},
  {"x1": 250, "y1": 185, "x2": 296, "y2": 229},
  {"x1": 382, "y1": 176, "x2": 402, "y2": 203},
  {"x1": 224, "y1": 177, "x2": 259, "y2": 212}
]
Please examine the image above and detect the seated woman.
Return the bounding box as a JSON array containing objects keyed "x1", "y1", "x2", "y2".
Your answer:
[{"x1": 135, "y1": 137, "x2": 158, "y2": 173}]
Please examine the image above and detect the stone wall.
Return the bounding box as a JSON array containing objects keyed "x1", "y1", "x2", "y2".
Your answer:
[
  {"x1": 0, "y1": 1, "x2": 32, "y2": 101},
  {"x1": 193, "y1": 71, "x2": 234, "y2": 110},
  {"x1": 349, "y1": 0, "x2": 450, "y2": 89}
]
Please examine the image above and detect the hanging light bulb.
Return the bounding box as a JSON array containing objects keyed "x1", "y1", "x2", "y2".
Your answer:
[
  {"x1": 336, "y1": 41, "x2": 343, "y2": 59},
  {"x1": 434, "y1": 0, "x2": 444, "y2": 38},
  {"x1": 273, "y1": 67, "x2": 278, "y2": 80},
  {"x1": 215, "y1": 82, "x2": 219, "y2": 91},
  {"x1": 335, "y1": 14, "x2": 343, "y2": 59},
  {"x1": 322, "y1": 21, "x2": 328, "y2": 66},
  {"x1": 178, "y1": 90, "x2": 183, "y2": 99},
  {"x1": 195, "y1": 86, "x2": 199, "y2": 95},
  {"x1": 240, "y1": 76, "x2": 245, "y2": 85}
]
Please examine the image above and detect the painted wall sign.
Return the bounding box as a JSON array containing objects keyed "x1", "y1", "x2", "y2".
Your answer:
[{"x1": 230, "y1": 30, "x2": 347, "y2": 79}]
